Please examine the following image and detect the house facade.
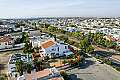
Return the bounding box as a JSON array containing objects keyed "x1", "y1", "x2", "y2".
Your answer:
[
  {"x1": 0, "y1": 36, "x2": 14, "y2": 49},
  {"x1": 39, "y1": 39, "x2": 72, "y2": 58}
]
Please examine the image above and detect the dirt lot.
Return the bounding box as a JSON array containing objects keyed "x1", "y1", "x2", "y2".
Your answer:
[
  {"x1": 0, "y1": 50, "x2": 23, "y2": 76},
  {"x1": 49, "y1": 59, "x2": 64, "y2": 67},
  {"x1": 0, "y1": 52, "x2": 12, "y2": 75}
]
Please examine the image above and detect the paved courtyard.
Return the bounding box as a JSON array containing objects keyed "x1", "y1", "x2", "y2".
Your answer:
[{"x1": 67, "y1": 57, "x2": 120, "y2": 80}]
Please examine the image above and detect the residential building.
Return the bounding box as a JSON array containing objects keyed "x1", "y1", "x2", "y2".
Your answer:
[
  {"x1": 8, "y1": 53, "x2": 31, "y2": 78},
  {"x1": 64, "y1": 27, "x2": 77, "y2": 32},
  {"x1": 5, "y1": 32, "x2": 23, "y2": 40},
  {"x1": 0, "y1": 36, "x2": 14, "y2": 49},
  {"x1": 29, "y1": 31, "x2": 54, "y2": 48},
  {"x1": 17, "y1": 67, "x2": 64, "y2": 80},
  {"x1": 39, "y1": 39, "x2": 73, "y2": 58}
]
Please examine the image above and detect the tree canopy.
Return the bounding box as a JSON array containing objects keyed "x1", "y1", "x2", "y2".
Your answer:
[{"x1": 79, "y1": 37, "x2": 94, "y2": 54}]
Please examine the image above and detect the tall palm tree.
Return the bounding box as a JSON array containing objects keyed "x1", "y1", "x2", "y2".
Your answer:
[
  {"x1": 23, "y1": 32, "x2": 33, "y2": 62},
  {"x1": 15, "y1": 60, "x2": 24, "y2": 76},
  {"x1": 26, "y1": 63, "x2": 32, "y2": 74},
  {"x1": 33, "y1": 59, "x2": 44, "y2": 71}
]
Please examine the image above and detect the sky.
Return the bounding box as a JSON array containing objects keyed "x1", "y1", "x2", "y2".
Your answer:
[{"x1": 0, "y1": 0, "x2": 120, "y2": 18}]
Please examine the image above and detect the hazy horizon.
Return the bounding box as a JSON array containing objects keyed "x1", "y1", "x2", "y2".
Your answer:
[{"x1": 0, "y1": 0, "x2": 120, "y2": 18}]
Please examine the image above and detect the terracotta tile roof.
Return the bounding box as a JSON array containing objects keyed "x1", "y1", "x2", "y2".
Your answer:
[
  {"x1": 41, "y1": 39, "x2": 56, "y2": 49},
  {"x1": 26, "y1": 69, "x2": 50, "y2": 80},
  {"x1": 0, "y1": 36, "x2": 13, "y2": 43},
  {"x1": 49, "y1": 77, "x2": 64, "y2": 80},
  {"x1": 26, "y1": 69, "x2": 64, "y2": 80}
]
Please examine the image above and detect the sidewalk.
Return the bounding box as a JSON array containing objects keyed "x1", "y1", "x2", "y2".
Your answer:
[{"x1": 0, "y1": 47, "x2": 23, "y2": 52}]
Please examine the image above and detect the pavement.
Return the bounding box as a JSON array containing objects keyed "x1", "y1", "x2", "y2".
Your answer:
[
  {"x1": 0, "y1": 53, "x2": 11, "y2": 75},
  {"x1": 67, "y1": 57, "x2": 120, "y2": 80},
  {"x1": 0, "y1": 50, "x2": 23, "y2": 80}
]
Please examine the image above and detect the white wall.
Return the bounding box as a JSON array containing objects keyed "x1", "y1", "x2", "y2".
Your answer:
[
  {"x1": 44, "y1": 43, "x2": 69, "y2": 58},
  {"x1": 0, "y1": 41, "x2": 13, "y2": 49},
  {"x1": 116, "y1": 42, "x2": 120, "y2": 46}
]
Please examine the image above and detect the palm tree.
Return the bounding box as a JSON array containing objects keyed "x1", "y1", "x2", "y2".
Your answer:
[
  {"x1": 33, "y1": 59, "x2": 44, "y2": 71},
  {"x1": 23, "y1": 32, "x2": 33, "y2": 62},
  {"x1": 26, "y1": 63, "x2": 32, "y2": 74},
  {"x1": 22, "y1": 32, "x2": 29, "y2": 43},
  {"x1": 60, "y1": 71, "x2": 69, "y2": 80},
  {"x1": 15, "y1": 60, "x2": 24, "y2": 76}
]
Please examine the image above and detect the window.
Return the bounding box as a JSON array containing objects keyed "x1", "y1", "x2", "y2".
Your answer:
[
  {"x1": 8, "y1": 41, "x2": 12, "y2": 45},
  {"x1": 51, "y1": 53, "x2": 55, "y2": 58},
  {"x1": 58, "y1": 47, "x2": 59, "y2": 51},
  {"x1": 51, "y1": 53, "x2": 55, "y2": 55},
  {"x1": 51, "y1": 48, "x2": 56, "y2": 51},
  {"x1": 56, "y1": 53, "x2": 59, "y2": 55},
  {"x1": 65, "y1": 46, "x2": 67, "y2": 49},
  {"x1": 56, "y1": 53, "x2": 59, "y2": 57},
  {"x1": 5, "y1": 43, "x2": 7, "y2": 45}
]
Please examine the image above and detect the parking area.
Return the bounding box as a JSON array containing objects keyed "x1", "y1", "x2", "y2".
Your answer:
[{"x1": 67, "y1": 57, "x2": 120, "y2": 80}]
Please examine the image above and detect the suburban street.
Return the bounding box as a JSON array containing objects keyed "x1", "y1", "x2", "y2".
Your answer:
[{"x1": 67, "y1": 57, "x2": 120, "y2": 80}]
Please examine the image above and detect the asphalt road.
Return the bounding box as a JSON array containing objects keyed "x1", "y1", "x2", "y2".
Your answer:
[{"x1": 67, "y1": 57, "x2": 120, "y2": 80}]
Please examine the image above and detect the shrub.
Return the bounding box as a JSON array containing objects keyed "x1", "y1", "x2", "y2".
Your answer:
[
  {"x1": 62, "y1": 59, "x2": 68, "y2": 65},
  {"x1": 105, "y1": 60, "x2": 112, "y2": 65},
  {"x1": 115, "y1": 67, "x2": 120, "y2": 71},
  {"x1": 60, "y1": 71, "x2": 69, "y2": 80}
]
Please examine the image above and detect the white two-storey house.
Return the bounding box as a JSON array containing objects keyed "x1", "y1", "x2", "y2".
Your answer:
[{"x1": 39, "y1": 39, "x2": 73, "y2": 58}]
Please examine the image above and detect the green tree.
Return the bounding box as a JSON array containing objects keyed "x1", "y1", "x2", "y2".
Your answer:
[
  {"x1": 80, "y1": 37, "x2": 90, "y2": 52},
  {"x1": 22, "y1": 32, "x2": 33, "y2": 62},
  {"x1": 67, "y1": 40, "x2": 75, "y2": 45},
  {"x1": 86, "y1": 45, "x2": 94, "y2": 54},
  {"x1": 48, "y1": 26, "x2": 57, "y2": 32},
  {"x1": 105, "y1": 40, "x2": 117, "y2": 48},
  {"x1": 23, "y1": 41, "x2": 33, "y2": 62},
  {"x1": 26, "y1": 63, "x2": 32, "y2": 73},
  {"x1": 15, "y1": 60, "x2": 24, "y2": 76},
  {"x1": 58, "y1": 29, "x2": 66, "y2": 34},
  {"x1": 93, "y1": 32, "x2": 104, "y2": 45},
  {"x1": 22, "y1": 32, "x2": 29, "y2": 43},
  {"x1": 0, "y1": 74, "x2": 8, "y2": 80},
  {"x1": 60, "y1": 71, "x2": 69, "y2": 80},
  {"x1": 72, "y1": 31, "x2": 83, "y2": 40},
  {"x1": 33, "y1": 59, "x2": 44, "y2": 71},
  {"x1": 79, "y1": 37, "x2": 94, "y2": 54},
  {"x1": 44, "y1": 23, "x2": 50, "y2": 28},
  {"x1": 58, "y1": 35, "x2": 68, "y2": 42}
]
